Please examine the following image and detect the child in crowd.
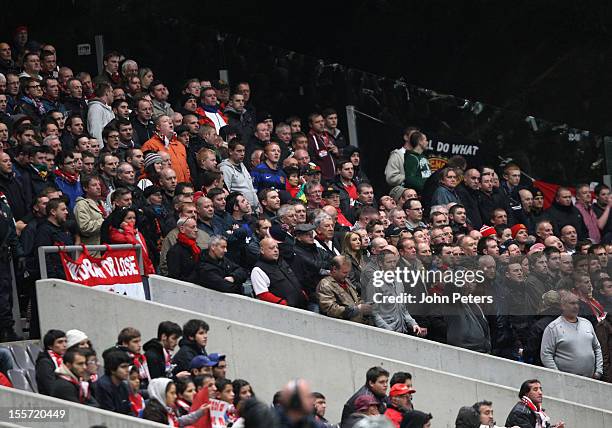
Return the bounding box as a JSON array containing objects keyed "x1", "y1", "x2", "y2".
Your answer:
[{"x1": 128, "y1": 366, "x2": 145, "y2": 417}]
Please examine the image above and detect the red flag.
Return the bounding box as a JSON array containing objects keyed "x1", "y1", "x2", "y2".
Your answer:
[
  {"x1": 533, "y1": 180, "x2": 594, "y2": 210},
  {"x1": 189, "y1": 388, "x2": 212, "y2": 428}
]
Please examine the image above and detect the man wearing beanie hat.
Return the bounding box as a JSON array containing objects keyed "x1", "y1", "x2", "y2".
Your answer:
[
  {"x1": 65, "y1": 329, "x2": 89, "y2": 350},
  {"x1": 389, "y1": 186, "x2": 407, "y2": 204},
  {"x1": 524, "y1": 290, "x2": 561, "y2": 365}
]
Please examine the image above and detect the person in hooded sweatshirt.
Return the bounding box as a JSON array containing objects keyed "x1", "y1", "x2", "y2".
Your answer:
[
  {"x1": 142, "y1": 377, "x2": 207, "y2": 427},
  {"x1": 86, "y1": 83, "x2": 115, "y2": 143}
]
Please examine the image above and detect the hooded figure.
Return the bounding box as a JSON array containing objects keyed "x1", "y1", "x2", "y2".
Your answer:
[
  {"x1": 144, "y1": 378, "x2": 206, "y2": 427},
  {"x1": 453, "y1": 406, "x2": 480, "y2": 428}
]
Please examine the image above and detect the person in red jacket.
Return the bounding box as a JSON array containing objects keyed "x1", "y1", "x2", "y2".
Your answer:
[
  {"x1": 384, "y1": 383, "x2": 415, "y2": 427},
  {"x1": 106, "y1": 207, "x2": 155, "y2": 275}
]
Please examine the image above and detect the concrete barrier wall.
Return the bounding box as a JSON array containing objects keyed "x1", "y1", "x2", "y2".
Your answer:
[
  {"x1": 147, "y1": 274, "x2": 612, "y2": 411},
  {"x1": 37, "y1": 280, "x2": 612, "y2": 427},
  {"x1": 0, "y1": 385, "x2": 164, "y2": 428}
]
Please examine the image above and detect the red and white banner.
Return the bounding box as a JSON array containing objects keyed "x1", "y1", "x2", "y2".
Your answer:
[
  {"x1": 209, "y1": 399, "x2": 236, "y2": 428},
  {"x1": 59, "y1": 246, "x2": 145, "y2": 299}
]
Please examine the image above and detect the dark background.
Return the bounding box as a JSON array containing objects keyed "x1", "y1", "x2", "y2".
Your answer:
[{"x1": 4, "y1": 0, "x2": 612, "y2": 189}]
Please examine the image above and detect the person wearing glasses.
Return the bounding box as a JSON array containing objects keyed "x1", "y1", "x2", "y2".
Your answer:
[
  {"x1": 53, "y1": 150, "x2": 83, "y2": 210},
  {"x1": 14, "y1": 76, "x2": 46, "y2": 125},
  {"x1": 403, "y1": 198, "x2": 428, "y2": 231}
]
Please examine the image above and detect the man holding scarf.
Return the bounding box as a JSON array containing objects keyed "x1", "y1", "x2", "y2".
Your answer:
[{"x1": 505, "y1": 379, "x2": 565, "y2": 428}]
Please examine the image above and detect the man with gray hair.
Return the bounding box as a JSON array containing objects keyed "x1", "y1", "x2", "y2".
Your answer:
[
  {"x1": 541, "y1": 291, "x2": 603, "y2": 378},
  {"x1": 196, "y1": 235, "x2": 247, "y2": 294},
  {"x1": 277, "y1": 204, "x2": 298, "y2": 235},
  {"x1": 121, "y1": 59, "x2": 138, "y2": 81},
  {"x1": 314, "y1": 213, "x2": 340, "y2": 256},
  {"x1": 115, "y1": 162, "x2": 146, "y2": 209}
]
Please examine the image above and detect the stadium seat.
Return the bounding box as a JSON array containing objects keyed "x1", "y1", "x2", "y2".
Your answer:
[
  {"x1": 0, "y1": 344, "x2": 17, "y2": 369},
  {"x1": 25, "y1": 368, "x2": 38, "y2": 393},
  {"x1": 26, "y1": 343, "x2": 43, "y2": 363},
  {"x1": 10, "y1": 344, "x2": 35, "y2": 370},
  {"x1": 7, "y1": 369, "x2": 33, "y2": 392}
]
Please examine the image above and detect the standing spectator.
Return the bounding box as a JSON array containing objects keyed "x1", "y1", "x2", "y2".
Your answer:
[
  {"x1": 74, "y1": 175, "x2": 106, "y2": 245},
  {"x1": 36, "y1": 329, "x2": 67, "y2": 395},
  {"x1": 430, "y1": 167, "x2": 460, "y2": 206},
  {"x1": 95, "y1": 349, "x2": 132, "y2": 414},
  {"x1": 403, "y1": 199, "x2": 428, "y2": 231},
  {"x1": 317, "y1": 255, "x2": 371, "y2": 323},
  {"x1": 196, "y1": 86, "x2": 228, "y2": 132},
  {"x1": 307, "y1": 112, "x2": 338, "y2": 181},
  {"x1": 592, "y1": 184, "x2": 612, "y2": 243},
  {"x1": 41, "y1": 77, "x2": 66, "y2": 115},
  {"x1": 402, "y1": 131, "x2": 431, "y2": 192},
  {"x1": 15, "y1": 77, "x2": 45, "y2": 125},
  {"x1": 34, "y1": 198, "x2": 74, "y2": 279},
  {"x1": 544, "y1": 187, "x2": 588, "y2": 241},
  {"x1": 505, "y1": 379, "x2": 565, "y2": 428},
  {"x1": 323, "y1": 108, "x2": 347, "y2": 148},
  {"x1": 149, "y1": 80, "x2": 174, "y2": 118},
  {"x1": 131, "y1": 98, "x2": 155, "y2": 147},
  {"x1": 541, "y1": 292, "x2": 603, "y2": 378},
  {"x1": 106, "y1": 207, "x2": 155, "y2": 275},
  {"x1": 224, "y1": 92, "x2": 252, "y2": 140},
  {"x1": 341, "y1": 366, "x2": 389, "y2": 426},
  {"x1": 251, "y1": 141, "x2": 286, "y2": 192},
  {"x1": 63, "y1": 77, "x2": 88, "y2": 119},
  {"x1": 94, "y1": 51, "x2": 121, "y2": 86},
  {"x1": 0, "y1": 151, "x2": 28, "y2": 221},
  {"x1": 596, "y1": 313, "x2": 612, "y2": 382},
  {"x1": 292, "y1": 223, "x2": 332, "y2": 307},
  {"x1": 574, "y1": 183, "x2": 601, "y2": 243},
  {"x1": 220, "y1": 139, "x2": 259, "y2": 210},
  {"x1": 251, "y1": 237, "x2": 306, "y2": 307},
  {"x1": 53, "y1": 151, "x2": 82, "y2": 210},
  {"x1": 142, "y1": 114, "x2": 191, "y2": 183},
  {"x1": 87, "y1": 83, "x2": 115, "y2": 143},
  {"x1": 172, "y1": 319, "x2": 209, "y2": 375},
  {"x1": 385, "y1": 127, "x2": 418, "y2": 187}
]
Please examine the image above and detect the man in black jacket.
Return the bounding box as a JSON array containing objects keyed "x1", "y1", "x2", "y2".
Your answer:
[
  {"x1": 33, "y1": 198, "x2": 73, "y2": 280},
  {"x1": 94, "y1": 349, "x2": 132, "y2": 414},
  {"x1": 291, "y1": 223, "x2": 331, "y2": 309},
  {"x1": 172, "y1": 319, "x2": 209, "y2": 375},
  {"x1": 143, "y1": 321, "x2": 183, "y2": 379},
  {"x1": 51, "y1": 348, "x2": 95, "y2": 405},
  {"x1": 35, "y1": 329, "x2": 67, "y2": 396},
  {"x1": 251, "y1": 237, "x2": 306, "y2": 308},
  {"x1": 0, "y1": 152, "x2": 28, "y2": 221},
  {"x1": 341, "y1": 366, "x2": 389, "y2": 426},
  {"x1": 544, "y1": 187, "x2": 588, "y2": 241},
  {"x1": 196, "y1": 235, "x2": 247, "y2": 294},
  {"x1": 506, "y1": 379, "x2": 565, "y2": 428}
]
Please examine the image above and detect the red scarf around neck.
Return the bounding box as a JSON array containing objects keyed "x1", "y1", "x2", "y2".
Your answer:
[
  {"x1": 177, "y1": 232, "x2": 201, "y2": 263},
  {"x1": 54, "y1": 168, "x2": 79, "y2": 184},
  {"x1": 48, "y1": 350, "x2": 63, "y2": 368}
]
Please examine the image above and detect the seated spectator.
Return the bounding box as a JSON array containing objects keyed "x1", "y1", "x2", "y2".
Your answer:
[
  {"x1": 36, "y1": 329, "x2": 67, "y2": 395},
  {"x1": 128, "y1": 366, "x2": 146, "y2": 417},
  {"x1": 196, "y1": 235, "x2": 247, "y2": 294},
  {"x1": 314, "y1": 213, "x2": 341, "y2": 256},
  {"x1": 209, "y1": 353, "x2": 227, "y2": 380},
  {"x1": 258, "y1": 187, "x2": 281, "y2": 220},
  {"x1": 143, "y1": 321, "x2": 183, "y2": 379},
  {"x1": 251, "y1": 237, "x2": 306, "y2": 307},
  {"x1": 317, "y1": 255, "x2": 371, "y2": 323},
  {"x1": 142, "y1": 378, "x2": 207, "y2": 426},
  {"x1": 342, "y1": 366, "x2": 389, "y2": 426},
  {"x1": 189, "y1": 355, "x2": 215, "y2": 378},
  {"x1": 95, "y1": 349, "x2": 132, "y2": 414},
  {"x1": 167, "y1": 217, "x2": 202, "y2": 282},
  {"x1": 384, "y1": 383, "x2": 416, "y2": 428},
  {"x1": 114, "y1": 327, "x2": 151, "y2": 389},
  {"x1": 175, "y1": 377, "x2": 197, "y2": 417},
  {"x1": 51, "y1": 347, "x2": 96, "y2": 405},
  {"x1": 172, "y1": 319, "x2": 209, "y2": 375}
]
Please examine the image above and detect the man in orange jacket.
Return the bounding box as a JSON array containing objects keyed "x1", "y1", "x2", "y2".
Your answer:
[{"x1": 141, "y1": 115, "x2": 191, "y2": 183}]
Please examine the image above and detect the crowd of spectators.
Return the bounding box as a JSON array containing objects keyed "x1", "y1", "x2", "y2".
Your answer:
[
  {"x1": 0, "y1": 25, "x2": 609, "y2": 426},
  {"x1": 0, "y1": 321, "x2": 566, "y2": 428}
]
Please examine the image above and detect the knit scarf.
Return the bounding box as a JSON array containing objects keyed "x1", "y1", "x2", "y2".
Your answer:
[
  {"x1": 129, "y1": 351, "x2": 151, "y2": 381},
  {"x1": 21, "y1": 95, "x2": 46, "y2": 116},
  {"x1": 521, "y1": 396, "x2": 550, "y2": 428},
  {"x1": 176, "y1": 398, "x2": 191, "y2": 413},
  {"x1": 57, "y1": 364, "x2": 89, "y2": 404},
  {"x1": 54, "y1": 168, "x2": 79, "y2": 184},
  {"x1": 129, "y1": 392, "x2": 145, "y2": 416},
  {"x1": 581, "y1": 296, "x2": 606, "y2": 322},
  {"x1": 177, "y1": 232, "x2": 201, "y2": 263},
  {"x1": 48, "y1": 350, "x2": 63, "y2": 368}
]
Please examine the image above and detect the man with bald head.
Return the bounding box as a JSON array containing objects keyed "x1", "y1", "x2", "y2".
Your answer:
[
  {"x1": 518, "y1": 188, "x2": 537, "y2": 234},
  {"x1": 159, "y1": 167, "x2": 177, "y2": 211},
  {"x1": 544, "y1": 186, "x2": 588, "y2": 241},
  {"x1": 560, "y1": 224, "x2": 578, "y2": 254},
  {"x1": 251, "y1": 237, "x2": 306, "y2": 308},
  {"x1": 544, "y1": 235, "x2": 565, "y2": 253},
  {"x1": 535, "y1": 220, "x2": 554, "y2": 243}
]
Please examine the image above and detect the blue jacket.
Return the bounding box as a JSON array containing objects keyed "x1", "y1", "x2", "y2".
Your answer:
[
  {"x1": 54, "y1": 175, "x2": 83, "y2": 211},
  {"x1": 251, "y1": 161, "x2": 286, "y2": 192}
]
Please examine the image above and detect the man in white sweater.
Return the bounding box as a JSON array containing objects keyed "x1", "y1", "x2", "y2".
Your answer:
[{"x1": 541, "y1": 291, "x2": 603, "y2": 379}]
